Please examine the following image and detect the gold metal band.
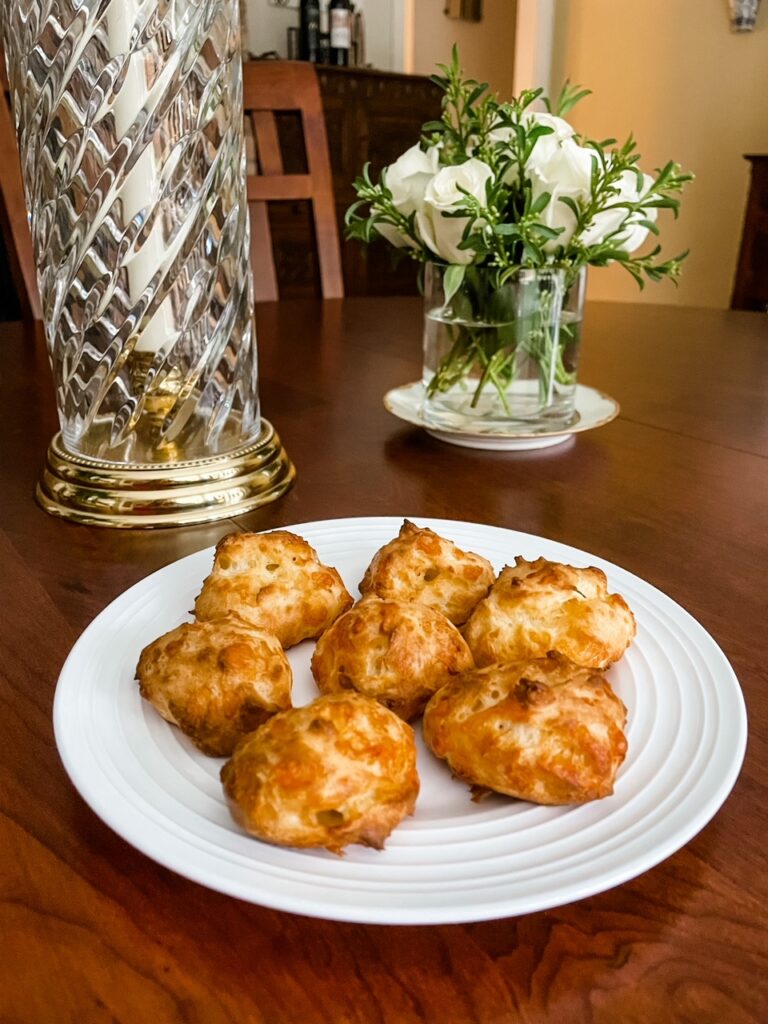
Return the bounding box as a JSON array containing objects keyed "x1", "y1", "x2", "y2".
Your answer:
[{"x1": 36, "y1": 420, "x2": 295, "y2": 528}]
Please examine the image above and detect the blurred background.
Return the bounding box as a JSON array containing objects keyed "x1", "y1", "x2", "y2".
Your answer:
[
  {"x1": 242, "y1": 0, "x2": 768, "y2": 309},
  {"x1": 1, "y1": 0, "x2": 765, "y2": 314}
]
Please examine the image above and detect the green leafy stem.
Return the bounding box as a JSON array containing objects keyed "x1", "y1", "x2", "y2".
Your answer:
[{"x1": 426, "y1": 277, "x2": 577, "y2": 411}]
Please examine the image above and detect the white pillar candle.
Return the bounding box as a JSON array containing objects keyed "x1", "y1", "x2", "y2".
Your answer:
[{"x1": 107, "y1": 0, "x2": 170, "y2": 354}]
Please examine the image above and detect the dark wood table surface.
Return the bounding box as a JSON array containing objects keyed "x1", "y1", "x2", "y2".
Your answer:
[{"x1": 2, "y1": 298, "x2": 767, "y2": 1024}]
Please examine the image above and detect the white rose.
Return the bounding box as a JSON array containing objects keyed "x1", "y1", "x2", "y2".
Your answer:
[
  {"x1": 488, "y1": 110, "x2": 574, "y2": 149},
  {"x1": 416, "y1": 158, "x2": 494, "y2": 264},
  {"x1": 528, "y1": 111, "x2": 575, "y2": 141},
  {"x1": 618, "y1": 173, "x2": 657, "y2": 253},
  {"x1": 376, "y1": 144, "x2": 440, "y2": 248},
  {"x1": 524, "y1": 111, "x2": 575, "y2": 168},
  {"x1": 620, "y1": 206, "x2": 657, "y2": 253},
  {"x1": 578, "y1": 170, "x2": 656, "y2": 251},
  {"x1": 528, "y1": 138, "x2": 596, "y2": 252},
  {"x1": 487, "y1": 110, "x2": 575, "y2": 181}
]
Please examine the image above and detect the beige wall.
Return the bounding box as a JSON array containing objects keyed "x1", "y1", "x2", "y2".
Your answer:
[
  {"x1": 409, "y1": 0, "x2": 517, "y2": 100},
  {"x1": 547, "y1": 0, "x2": 768, "y2": 308}
]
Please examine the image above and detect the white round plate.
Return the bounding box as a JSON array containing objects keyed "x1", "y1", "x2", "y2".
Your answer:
[
  {"x1": 54, "y1": 517, "x2": 746, "y2": 925},
  {"x1": 383, "y1": 382, "x2": 619, "y2": 450}
]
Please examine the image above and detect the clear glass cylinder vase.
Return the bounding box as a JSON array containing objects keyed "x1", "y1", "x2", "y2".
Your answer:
[
  {"x1": 3, "y1": 0, "x2": 259, "y2": 465},
  {"x1": 421, "y1": 263, "x2": 586, "y2": 433}
]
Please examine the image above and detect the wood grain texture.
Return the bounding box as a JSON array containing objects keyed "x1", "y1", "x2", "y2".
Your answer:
[
  {"x1": 244, "y1": 62, "x2": 344, "y2": 303},
  {"x1": 1, "y1": 300, "x2": 767, "y2": 1024},
  {"x1": 259, "y1": 65, "x2": 441, "y2": 300}
]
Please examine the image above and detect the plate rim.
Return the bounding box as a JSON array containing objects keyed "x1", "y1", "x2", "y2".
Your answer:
[{"x1": 53, "y1": 515, "x2": 748, "y2": 925}]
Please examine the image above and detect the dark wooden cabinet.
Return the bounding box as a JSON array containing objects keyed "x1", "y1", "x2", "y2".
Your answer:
[
  {"x1": 263, "y1": 64, "x2": 442, "y2": 297},
  {"x1": 731, "y1": 155, "x2": 768, "y2": 311}
]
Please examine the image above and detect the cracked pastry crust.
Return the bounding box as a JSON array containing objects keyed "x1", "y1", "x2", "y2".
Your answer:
[
  {"x1": 463, "y1": 557, "x2": 636, "y2": 670},
  {"x1": 136, "y1": 616, "x2": 292, "y2": 757},
  {"x1": 358, "y1": 520, "x2": 495, "y2": 625},
  {"x1": 194, "y1": 531, "x2": 353, "y2": 649},
  {"x1": 423, "y1": 657, "x2": 628, "y2": 805},
  {"x1": 311, "y1": 597, "x2": 475, "y2": 721},
  {"x1": 220, "y1": 693, "x2": 420, "y2": 854}
]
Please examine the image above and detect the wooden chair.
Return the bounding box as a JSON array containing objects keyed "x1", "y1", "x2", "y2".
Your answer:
[
  {"x1": 0, "y1": 58, "x2": 41, "y2": 322},
  {"x1": 243, "y1": 61, "x2": 344, "y2": 302}
]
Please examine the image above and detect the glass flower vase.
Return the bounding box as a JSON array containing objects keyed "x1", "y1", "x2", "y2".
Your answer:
[
  {"x1": 2, "y1": 0, "x2": 294, "y2": 526},
  {"x1": 422, "y1": 264, "x2": 586, "y2": 434}
]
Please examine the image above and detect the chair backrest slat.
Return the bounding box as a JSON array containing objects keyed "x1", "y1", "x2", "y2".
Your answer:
[
  {"x1": 243, "y1": 61, "x2": 344, "y2": 302},
  {"x1": 251, "y1": 111, "x2": 284, "y2": 176}
]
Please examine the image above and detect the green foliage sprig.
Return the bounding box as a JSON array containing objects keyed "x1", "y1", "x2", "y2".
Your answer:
[{"x1": 345, "y1": 46, "x2": 693, "y2": 292}]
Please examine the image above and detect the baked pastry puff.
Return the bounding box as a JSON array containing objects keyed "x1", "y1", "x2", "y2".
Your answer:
[
  {"x1": 359, "y1": 520, "x2": 495, "y2": 625},
  {"x1": 221, "y1": 693, "x2": 419, "y2": 854},
  {"x1": 195, "y1": 531, "x2": 353, "y2": 649},
  {"x1": 136, "y1": 616, "x2": 292, "y2": 756},
  {"x1": 463, "y1": 557, "x2": 636, "y2": 670},
  {"x1": 311, "y1": 597, "x2": 474, "y2": 721},
  {"x1": 423, "y1": 657, "x2": 628, "y2": 805}
]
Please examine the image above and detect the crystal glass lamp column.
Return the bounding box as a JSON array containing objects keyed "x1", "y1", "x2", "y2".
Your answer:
[{"x1": 3, "y1": 0, "x2": 294, "y2": 526}]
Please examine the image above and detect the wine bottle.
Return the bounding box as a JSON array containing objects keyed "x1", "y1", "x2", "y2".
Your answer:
[
  {"x1": 299, "y1": 0, "x2": 321, "y2": 63},
  {"x1": 328, "y1": 0, "x2": 352, "y2": 67}
]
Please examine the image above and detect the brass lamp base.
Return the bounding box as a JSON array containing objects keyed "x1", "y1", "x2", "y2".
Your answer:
[{"x1": 36, "y1": 420, "x2": 295, "y2": 529}]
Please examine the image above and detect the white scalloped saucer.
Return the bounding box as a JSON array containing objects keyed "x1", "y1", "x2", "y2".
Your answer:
[{"x1": 384, "y1": 382, "x2": 620, "y2": 450}]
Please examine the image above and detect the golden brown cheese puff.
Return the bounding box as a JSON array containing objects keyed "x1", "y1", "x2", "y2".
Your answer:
[
  {"x1": 358, "y1": 520, "x2": 495, "y2": 625},
  {"x1": 221, "y1": 693, "x2": 419, "y2": 854},
  {"x1": 194, "y1": 531, "x2": 353, "y2": 649},
  {"x1": 423, "y1": 657, "x2": 628, "y2": 805},
  {"x1": 311, "y1": 597, "x2": 474, "y2": 721},
  {"x1": 136, "y1": 617, "x2": 292, "y2": 757},
  {"x1": 463, "y1": 557, "x2": 636, "y2": 670}
]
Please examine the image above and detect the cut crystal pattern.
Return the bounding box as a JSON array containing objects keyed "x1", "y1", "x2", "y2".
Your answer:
[{"x1": 3, "y1": 0, "x2": 259, "y2": 462}]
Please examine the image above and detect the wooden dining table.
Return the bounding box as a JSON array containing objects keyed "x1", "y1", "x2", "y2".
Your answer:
[{"x1": 2, "y1": 296, "x2": 766, "y2": 1023}]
